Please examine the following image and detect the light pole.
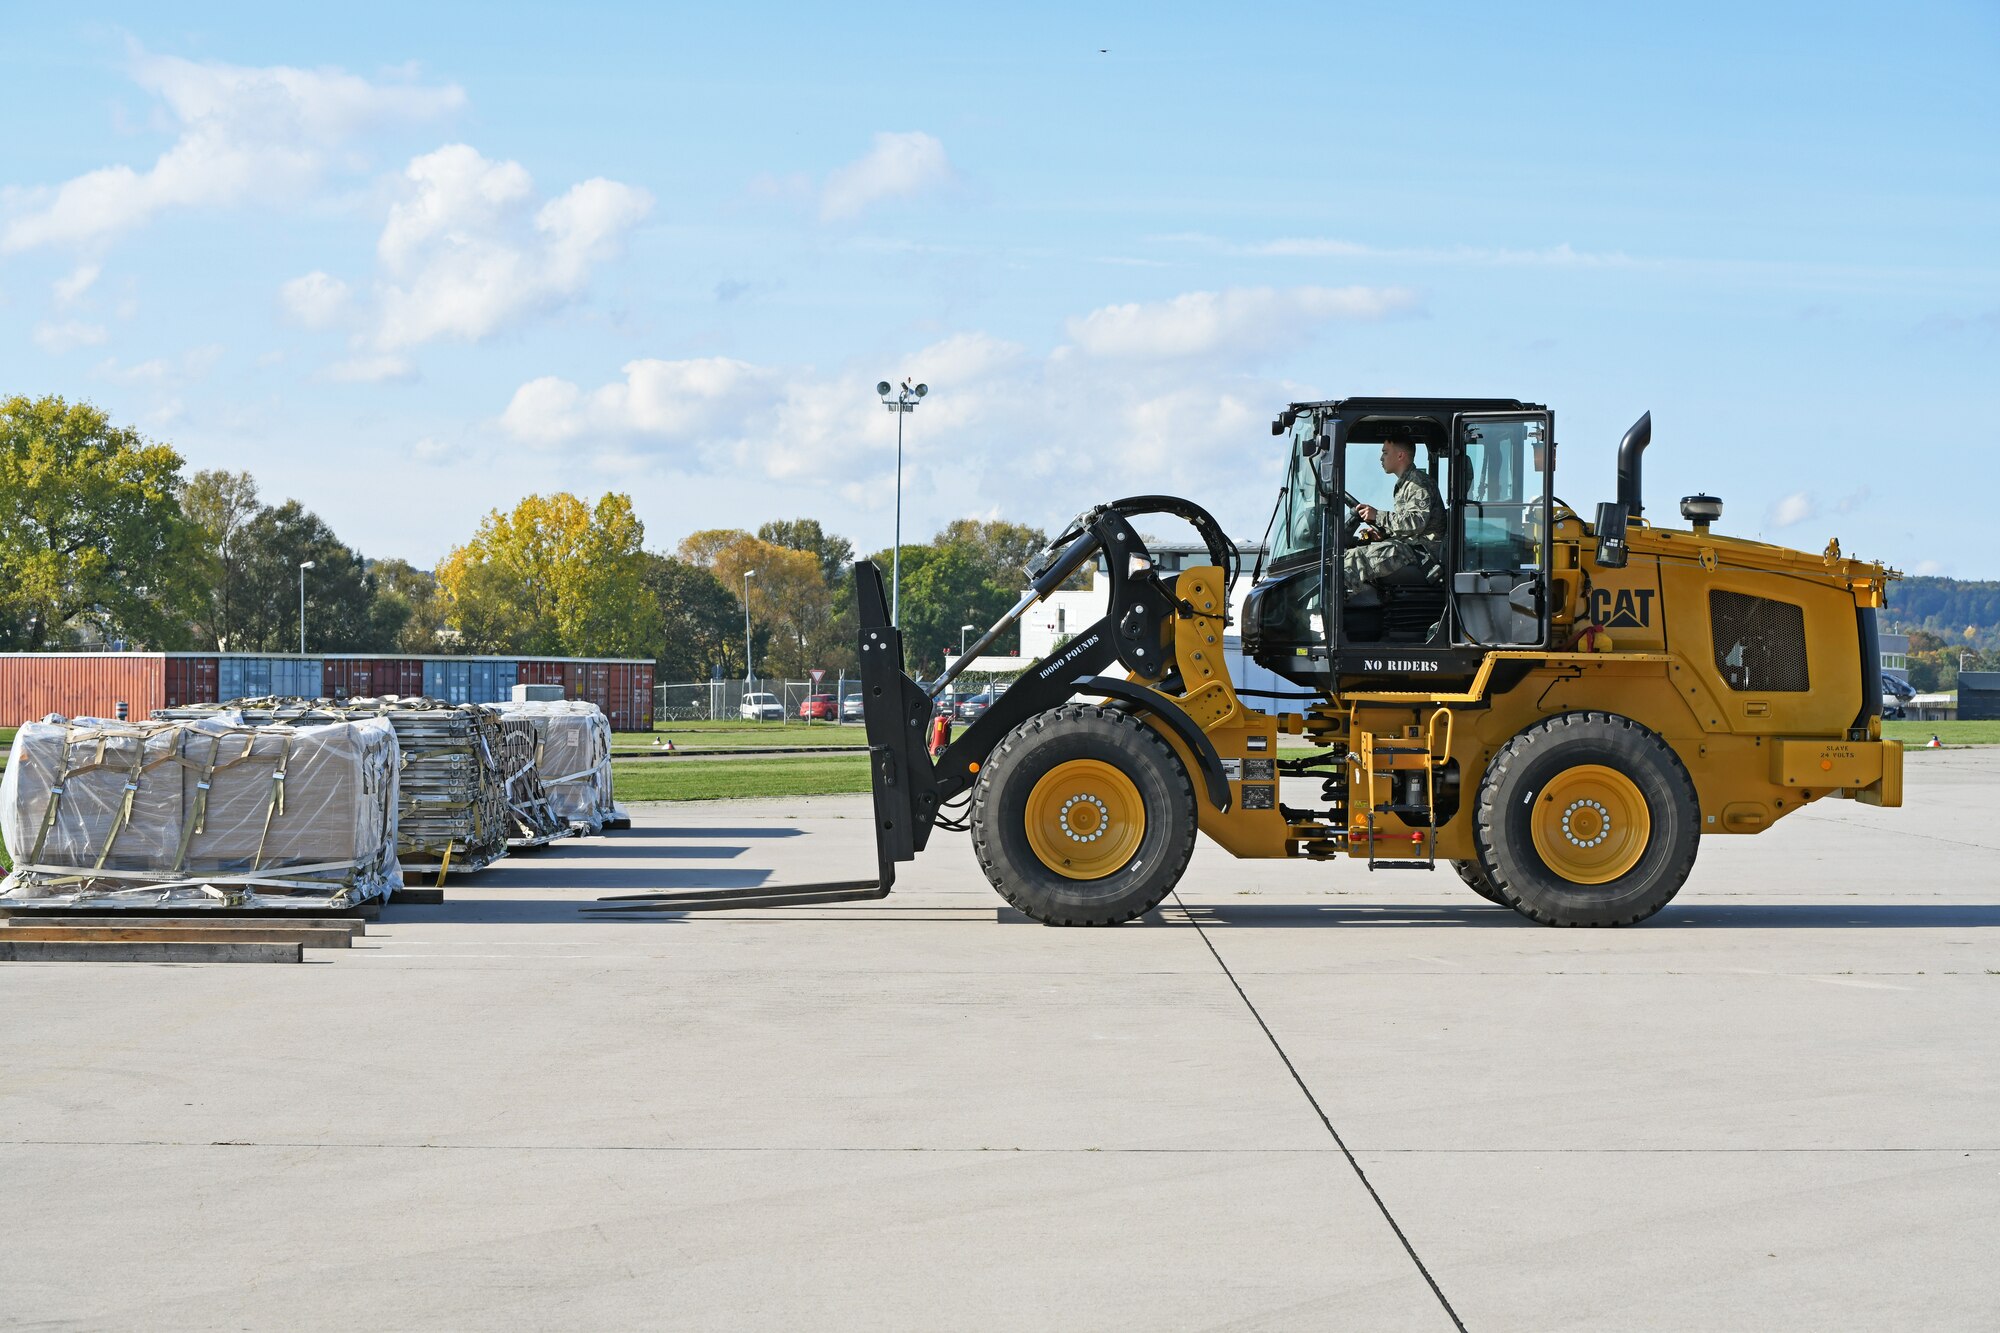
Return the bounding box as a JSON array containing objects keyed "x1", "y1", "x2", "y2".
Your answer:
[
  {"x1": 876, "y1": 378, "x2": 928, "y2": 625},
  {"x1": 742, "y1": 569, "x2": 757, "y2": 688},
  {"x1": 961, "y1": 624, "x2": 975, "y2": 657},
  {"x1": 298, "y1": 561, "x2": 315, "y2": 653}
]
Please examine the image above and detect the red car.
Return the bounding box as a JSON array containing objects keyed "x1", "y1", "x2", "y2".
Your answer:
[{"x1": 798, "y1": 693, "x2": 837, "y2": 720}]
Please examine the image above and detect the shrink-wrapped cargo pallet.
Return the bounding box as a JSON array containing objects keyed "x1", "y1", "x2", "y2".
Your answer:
[
  {"x1": 496, "y1": 717, "x2": 568, "y2": 847},
  {"x1": 0, "y1": 715, "x2": 401, "y2": 910},
  {"x1": 155, "y1": 697, "x2": 512, "y2": 875},
  {"x1": 493, "y1": 700, "x2": 624, "y2": 832}
]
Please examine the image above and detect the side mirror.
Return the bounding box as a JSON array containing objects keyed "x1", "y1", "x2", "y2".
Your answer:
[{"x1": 1593, "y1": 502, "x2": 1630, "y2": 569}]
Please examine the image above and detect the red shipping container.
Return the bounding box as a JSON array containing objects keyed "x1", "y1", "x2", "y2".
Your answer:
[{"x1": 0, "y1": 654, "x2": 167, "y2": 726}]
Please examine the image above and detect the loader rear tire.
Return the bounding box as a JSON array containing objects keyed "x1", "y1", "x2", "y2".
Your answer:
[
  {"x1": 1474, "y1": 712, "x2": 1700, "y2": 927},
  {"x1": 971, "y1": 705, "x2": 1198, "y2": 925},
  {"x1": 1450, "y1": 859, "x2": 1507, "y2": 906}
]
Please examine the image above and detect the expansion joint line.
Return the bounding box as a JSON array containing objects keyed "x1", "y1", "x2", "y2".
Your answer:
[{"x1": 1172, "y1": 892, "x2": 1468, "y2": 1332}]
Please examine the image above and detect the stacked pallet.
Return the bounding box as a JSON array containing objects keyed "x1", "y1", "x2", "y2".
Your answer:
[
  {"x1": 155, "y1": 698, "x2": 512, "y2": 876},
  {"x1": 0, "y1": 715, "x2": 401, "y2": 911},
  {"x1": 493, "y1": 700, "x2": 625, "y2": 832}
]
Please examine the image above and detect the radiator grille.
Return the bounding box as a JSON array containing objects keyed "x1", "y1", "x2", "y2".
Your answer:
[{"x1": 1710, "y1": 591, "x2": 1810, "y2": 692}]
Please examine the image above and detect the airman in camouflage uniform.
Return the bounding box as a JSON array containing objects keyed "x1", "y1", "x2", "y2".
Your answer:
[{"x1": 1342, "y1": 440, "x2": 1445, "y2": 598}]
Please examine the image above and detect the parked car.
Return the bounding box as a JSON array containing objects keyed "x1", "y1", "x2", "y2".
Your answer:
[
  {"x1": 840, "y1": 694, "x2": 865, "y2": 721},
  {"x1": 956, "y1": 690, "x2": 998, "y2": 722},
  {"x1": 799, "y1": 693, "x2": 837, "y2": 720},
  {"x1": 739, "y1": 692, "x2": 783, "y2": 722}
]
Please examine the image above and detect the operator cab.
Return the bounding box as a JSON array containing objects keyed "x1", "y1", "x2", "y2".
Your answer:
[{"x1": 1244, "y1": 396, "x2": 1556, "y2": 687}]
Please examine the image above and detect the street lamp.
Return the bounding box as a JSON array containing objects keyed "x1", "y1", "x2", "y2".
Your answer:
[
  {"x1": 961, "y1": 624, "x2": 976, "y2": 657},
  {"x1": 742, "y1": 569, "x2": 757, "y2": 687},
  {"x1": 298, "y1": 561, "x2": 315, "y2": 654},
  {"x1": 876, "y1": 378, "x2": 929, "y2": 625}
]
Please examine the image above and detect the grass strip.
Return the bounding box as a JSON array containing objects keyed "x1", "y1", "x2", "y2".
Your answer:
[
  {"x1": 613, "y1": 754, "x2": 871, "y2": 802},
  {"x1": 1883, "y1": 719, "x2": 2000, "y2": 746}
]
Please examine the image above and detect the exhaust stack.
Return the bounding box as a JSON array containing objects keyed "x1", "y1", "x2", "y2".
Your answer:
[{"x1": 1616, "y1": 411, "x2": 1652, "y2": 516}]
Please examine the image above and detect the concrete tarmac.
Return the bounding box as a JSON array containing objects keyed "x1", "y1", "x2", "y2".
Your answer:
[{"x1": 2, "y1": 749, "x2": 1995, "y2": 1330}]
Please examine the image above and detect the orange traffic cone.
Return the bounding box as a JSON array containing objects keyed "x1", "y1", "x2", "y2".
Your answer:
[{"x1": 1926, "y1": 734, "x2": 1942, "y2": 749}]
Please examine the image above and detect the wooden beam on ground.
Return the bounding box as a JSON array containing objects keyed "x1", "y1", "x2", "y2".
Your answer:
[
  {"x1": 0, "y1": 925, "x2": 351, "y2": 948},
  {"x1": 392, "y1": 888, "x2": 446, "y2": 905},
  {"x1": 0, "y1": 904, "x2": 381, "y2": 921},
  {"x1": 0, "y1": 940, "x2": 302, "y2": 963},
  {"x1": 8, "y1": 916, "x2": 364, "y2": 936}
]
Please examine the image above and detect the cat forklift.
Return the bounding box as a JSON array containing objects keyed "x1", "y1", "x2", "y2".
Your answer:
[{"x1": 603, "y1": 397, "x2": 1902, "y2": 926}]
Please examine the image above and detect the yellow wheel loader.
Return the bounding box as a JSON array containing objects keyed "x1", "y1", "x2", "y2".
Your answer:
[{"x1": 604, "y1": 397, "x2": 1902, "y2": 926}]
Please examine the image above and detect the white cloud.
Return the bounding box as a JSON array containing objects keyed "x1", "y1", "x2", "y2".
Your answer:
[
  {"x1": 324, "y1": 354, "x2": 417, "y2": 383},
  {"x1": 1065, "y1": 285, "x2": 1416, "y2": 360},
  {"x1": 52, "y1": 263, "x2": 101, "y2": 306},
  {"x1": 502, "y1": 357, "x2": 777, "y2": 449},
  {"x1": 372, "y1": 145, "x2": 652, "y2": 349},
  {"x1": 1768, "y1": 491, "x2": 1816, "y2": 528},
  {"x1": 280, "y1": 270, "x2": 352, "y2": 328},
  {"x1": 94, "y1": 345, "x2": 220, "y2": 384},
  {"x1": 494, "y1": 313, "x2": 1313, "y2": 540},
  {"x1": 33, "y1": 319, "x2": 108, "y2": 352},
  {"x1": 1912, "y1": 559, "x2": 1945, "y2": 576},
  {"x1": 1, "y1": 49, "x2": 462, "y2": 252},
  {"x1": 820, "y1": 131, "x2": 953, "y2": 221}
]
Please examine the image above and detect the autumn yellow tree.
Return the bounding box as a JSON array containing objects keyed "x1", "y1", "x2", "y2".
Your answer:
[
  {"x1": 678, "y1": 529, "x2": 829, "y2": 677},
  {"x1": 438, "y1": 493, "x2": 663, "y2": 656}
]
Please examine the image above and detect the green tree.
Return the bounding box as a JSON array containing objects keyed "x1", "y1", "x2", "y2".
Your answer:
[
  {"x1": 0, "y1": 395, "x2": 203, "y2": 649},
  {"x1": 678, "y1": 530, "x2": 827, "y2": 677},
  {"x1": 758, "y1": 518, "x2": 855, "y2": 590},
  {"x1": 181, "y1": 468, "x2": 262, "y2": 649},
  {"x1": 227, "y1": 501, "x2": 399, "y2": 652},
  {"x1": 872, "y1": 538, "x2": 1019, "y2": 675},
  {"x1": 438, "y1": 493, "x2": 663, "y2": 657},
  {"x1": 371, "y1": 558, "x2": 449, "y2": 653},
  {"x1": 642, "y1": 554, "x2": 743, "y2": 680}
]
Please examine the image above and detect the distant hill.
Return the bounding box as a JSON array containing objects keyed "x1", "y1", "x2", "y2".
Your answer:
[{"x1": 1884, "y1": 576, "x2": 2000, "y2": 648}]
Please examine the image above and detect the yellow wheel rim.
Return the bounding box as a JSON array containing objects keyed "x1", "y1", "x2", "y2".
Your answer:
[
  {"x1": 1023, "y1": 759, "x2": 1147, "y2": 881},
  {"x1": 1530, "y1": 764, "x2": 1650, "y2": 885}
]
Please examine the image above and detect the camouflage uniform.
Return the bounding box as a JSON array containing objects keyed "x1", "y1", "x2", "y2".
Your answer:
[{"x1": 1342, "y1": 465, "x2": 1445, "y2": 596}]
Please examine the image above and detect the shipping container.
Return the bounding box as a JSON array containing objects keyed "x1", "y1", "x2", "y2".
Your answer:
[
  {"x1": 0, "y1": 654, "x2": 166, "y2": 726},
  {"x1": 163, "y1": 655, "x2": 219, "y2": 708},
  {"x1": 1, "y1": 653, "x2": 651, "y2": 732}
]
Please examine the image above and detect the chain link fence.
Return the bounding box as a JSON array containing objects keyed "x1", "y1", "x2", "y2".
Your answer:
[{"x1": 655, "y1": 677, "x2": 867, "y2": 725}]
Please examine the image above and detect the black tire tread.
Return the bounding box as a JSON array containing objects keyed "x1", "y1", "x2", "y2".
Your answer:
[
  {"x1": 1450, "y1": 858, "x2": 1508, "y2": 906},
  {"x1": 1473, "y1": 710, "x2": 1700, "y2": 928},
  {"x1": 969, "y1": 704, "x2": 1198, "y2": 926}
]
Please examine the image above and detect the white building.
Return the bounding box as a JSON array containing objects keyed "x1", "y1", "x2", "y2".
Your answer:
[{"x1": 1011, "y1": 540, "x2": 1298, "y2": 698}]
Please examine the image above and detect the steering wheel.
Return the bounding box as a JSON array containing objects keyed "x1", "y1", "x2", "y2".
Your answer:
[{"x1": 1339, "y1": 491, "x2": 1378, "y2": 546}]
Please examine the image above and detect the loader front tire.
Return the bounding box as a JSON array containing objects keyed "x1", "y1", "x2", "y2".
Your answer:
[
  {"x1": 1450, "y1": 859, "x2": 1507, "y2": 906},
  {"x1": 971, "y1": 705, "x2": 1198, "y2": 925},
  {"x1": 1474, "y1": 712, "x2": 1700, "y2": 927}
]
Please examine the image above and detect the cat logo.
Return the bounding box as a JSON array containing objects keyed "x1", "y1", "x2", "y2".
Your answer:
[{"x1": 1587, "y1": 586, "x2": 1656, "y2": 629}]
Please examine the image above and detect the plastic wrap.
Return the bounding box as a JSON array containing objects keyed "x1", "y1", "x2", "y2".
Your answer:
[
  {"x1": 495, "y1": 717, "x2": 568, "y2": 847},
  {"x1": 492, "y1": 700, "x2": 621, "y2": 832},
  {"x1": 154, "y1": 697, "x2": 512, "y2": 874},
  {"x1": 0, "y1": 715, "x2": 401, "y2": 909}
]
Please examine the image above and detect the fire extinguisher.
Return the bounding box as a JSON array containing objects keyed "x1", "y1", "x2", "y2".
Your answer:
[{"x1": 928, "y1": 708, "x2": 952, "y2": 759}]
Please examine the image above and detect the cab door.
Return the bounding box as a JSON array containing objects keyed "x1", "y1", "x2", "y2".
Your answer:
[{"x1": 1449, "y1": 412, "x2": 1553, "y2": 648}]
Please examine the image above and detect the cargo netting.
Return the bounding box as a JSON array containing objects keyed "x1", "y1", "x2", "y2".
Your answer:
[
  {"x1": 496, "y1": 716, "x2": 569, "y2": 848},
  {"x1": 492, "y1": 700, "x2": 621, "y2": 833},
  {"x1": 0, "y1": 714, "x2": 401, "y2": 910}
]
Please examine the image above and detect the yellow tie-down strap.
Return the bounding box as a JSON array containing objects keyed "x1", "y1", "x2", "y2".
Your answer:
[{"x1": 1768, "y1": 738, "x2": 1902, "y2": 807}]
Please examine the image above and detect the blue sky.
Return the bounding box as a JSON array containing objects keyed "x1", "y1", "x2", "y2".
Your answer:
[{"x1": 4, "y1": 3, "x2": 1996, "y2": 576}]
